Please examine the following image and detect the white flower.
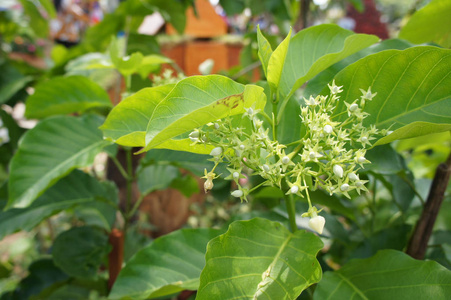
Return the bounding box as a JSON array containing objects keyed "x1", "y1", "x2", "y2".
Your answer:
[
  {"x1": 340, "y1": 183, "x2": 349, "y2": 191},
  {"x1": 357, "y1": 156, "x2": 366, "y2": 164},
  {"x1": 308, "y1": 216, "x2": 326, "y2": 234},
  {"x1": 333, "y1": 165, "x2": 344, "y2": 178},
  {"x1": 290, "y1": 185, "x2": 299, "y2": 194},
  {"x1": 323, "y1": 124, "x2": 333, "y2": 134},
  {"x1": 348, "y1": 173, "x2": 359, "y2": 181},
  {"x1": 349, "y1": 103, "x2": 358, "y2": 111},
  {"x1": 231, "y1": 190, "x2": 243, "y2": 198},
  {"x1": 281, "y1": 156, "x2": 291, "y2": 165},
  {"x1": 210, "y1": 147, "x2": 223, "y2": 156}
]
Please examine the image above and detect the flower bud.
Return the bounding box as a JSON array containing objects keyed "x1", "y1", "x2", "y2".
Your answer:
[
  {"x1": 189, "y1": 131, "x2": 199, "y2": 139},
  {"x1": 323, "y1": 125, "x2": 333, "y2": 134},
  {"x1": 290, "y1": 185, "x2": 299, "y2": 194},
  {"x1": 239, "y1": 144, "x2": 245, "y2": 150},
  {"x1": 355, "y1": 181, "x2": 363, "y2": 188},
  {"x1": 214, "y1": 123, "x2": 220, "y2": 129},
  {"x1": 282, "y1": 156, "x2": 290, "y2": 165},
  {"x1": 232, "y1": 172, "x2": 240, "y2": 179},
  {"x1": 333, "y1": 165, "x2": 344, "y2": 178},
  {"x1": 340, "y1": 183, "x2": 349, "y2": 191},
  {"x1": 231, "y1": 190, "x2": 243, "y2": 198},
  {"x1": 349, "y1": 103, "x2": 358, "y2": 111},
  {"x1": 357, "y1": 156, "x2": 366, "y2": 164},
  {"x1": 262, "y1": 164, "x2": 270, "y2": 172},
  {"x1": 308, "y1": 216, "x2": 325, "y2": 234},
  {"x1": 210, "y1": 147, "x2": 223, "y2": 157},
  {"x1": 204, "y1": 180, "x2": 213, "y2": 192},
  {"x1": 348, "y1": 173, "x2": 359, "y2": 181}
]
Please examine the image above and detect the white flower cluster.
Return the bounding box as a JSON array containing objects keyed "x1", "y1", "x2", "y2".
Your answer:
[{"x1": 193, "y1": 81, "x2": 385, "y2": 233}]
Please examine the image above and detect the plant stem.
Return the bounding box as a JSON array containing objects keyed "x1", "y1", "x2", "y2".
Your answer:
[
  {"x1": 285, "y1": 193, "x2": 298, "y2": 233},
  {"x1": 110, "y1": 155, "x2": 130, "y2": 180},
  {"x1": 125, "y1": 148, "x2": 133, "y2": 215},
  {"x1": 406, "y1": 152, "x2": 451, "y2": 259}
]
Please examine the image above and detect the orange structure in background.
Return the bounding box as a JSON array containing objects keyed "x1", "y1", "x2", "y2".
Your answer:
[{"x1": 162, "y1": 0, "x2": 244, "y2": 76}]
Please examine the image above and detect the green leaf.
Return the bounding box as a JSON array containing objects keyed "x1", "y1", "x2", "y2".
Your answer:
[
  {"x1": 52, "y1": 226, "x2": 110, "y2": 278},
  {"x1": 141, "y1": 149, "x2": 224, "y2": 176},
  {"x1": 197, "y1": 218, "x2": 324, "y2": 300},
  {"x1": 19, "y1": 0, "x2": 49, "y2": 38},
  {"x1": 0, "y1": 61, "x2": 33, "y2": 105},
  {"x1": 304, "y1": 38, "x2": 414, "y2": 97},
  {"x1": 109, "y1": 228, "x2": 222, "y2": 300},
  {"x1": 279, "y1": 24, "x2": 379, "y2": 101},
  {"x1": 170, "y1": 174, "x2": 200, "y2": 198},
  {"x1": 257, "y1": 26, "x2": 274, "y2": 78},
  {"x1": 137, "y1": 55, "x2": 173, "y2": 79},
  {"x1": 314, "y1": 250, "x2": 451, "y2": 299},
  {"x1": 0, "y1": 170, "x2": 116, "y2": 240},
  {"x1": 101, "y1": 84, "x2": 175, "y2": 147},
  {"x1": 136, "y1": 164, "x2": 179, "y2": 196},
  {"x1": 399, "y1": 0, "x2": 451, "y2": 48},
  {"x1": 8, "y1": 115, "x2": 111, "y2": 209},
  {"x1": 331, "y1": 47, "x2": 451, "y2": 141},
  {"x1": 25, "y1": 76, "x2": 112, "y2": 119},
  {"x1": 375, "y1": 122, "x2": 451, "y2": 146},
  {"x1": 267, "y1": 28, "x2": 292, "y2": 93},
  {"x1": 142, "y1": 75, "x2": 266, "y2": 152}
]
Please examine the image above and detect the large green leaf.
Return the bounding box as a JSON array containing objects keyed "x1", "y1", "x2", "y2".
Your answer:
[
  {"x1": 136, "y1": 164, "x2": 179, "y2": 196},
  {"x1": 25, "y1": 76, "x2": 112, "y2": 119},
  {"x1": 331, "y1": 46, "x2": 451, "y2": 142},
  {"x1": 101, "y1": 84, "x2": 175, "y2": 147},
  {"x1": 399, "y1": 0, "x2": 451, "y2": 48},
  {"x1": 141, "y1": 75, "x2": 266, "y2": 152},
  {"x1": 279, "y1": 24, "x2": 379, "y2": 101},
  {"x1": 0, "y1": 170, "x2": 116, "y2": 240},
  {"x1": 52, "y1": 226, "x2": 110, "y2": 278},
  {"x1": 314, "y1": 250, "x2": 451, "y2": 299},
  {"x1": 257, "y1": 26, "x2": 274, "y2": 78},
  {"x1": 304, "y1": 38, "x2": 414, "y2": 97},
  {"x1": 109, "y1": 228, "x2": 222, "y2": 300},
  {"x1": 7, "y1": 115, "x2": 111, "y2": 209},
  {"x1": 267, "y1": 28, "x2": 292, "y2": 93},
  {"x1": 197, "y1": 218, "x2": 324, "y2": 300},
  {"x1": 141, "y1": 149, "x2": 227, "y2": 176},
  {"x1": 0, "y1": 61, "x2": 33, "y2": 105}
]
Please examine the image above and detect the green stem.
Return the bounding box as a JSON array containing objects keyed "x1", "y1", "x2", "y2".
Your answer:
[
  {"x1": 127, "y1": 194, "x2": 145, "y2": 219},
  {"x1": 285, "y1": 194, "x2": 298, "y2": 233},
  {"x1": 125, "y1": 148, "x2": 133, "y2": 215},
  {"x1": 109, "y1": 155, "x2": 131, "y2": 181}
]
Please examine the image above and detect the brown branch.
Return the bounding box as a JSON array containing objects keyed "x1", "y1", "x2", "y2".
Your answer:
[
  {"x1": 108, "y1": 229, "x2": 124, "y2": 291},
  {"x1": 406, "y1": 152, "x2": 451, "y2": 259}
]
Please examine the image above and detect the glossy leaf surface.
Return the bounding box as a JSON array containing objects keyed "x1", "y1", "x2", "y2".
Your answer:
[
  {"x1": 25, "y1": 76, "x2": 111, "y2": 119},
  {"x1": 101, "y1": 84, "x2": 175, "y2": 147},
  {"x1": 197, "y1": 218, "x2": 323, "y2": 300},
  {"x1": 8, "y1": 115, "x2": 111, "y2": 208},
  {"x1": 279, "y1": 24, "x2": 379, "y2": 100},
  {"x1": 314, "y1": 250, "x2": 451, "y2": 299},
  {"x1": 267, "y1": 28, "x2": 291, "y2": 92},
  {"x1": 109, "y1": 228, "x2": 222, "y2": 300},
  {"x1": 331, "y1": 47, "x2": 451, "y2": 142},
  {"x1": 399, "y1": 0, "x2": 451, "y2": 48},
  {"x1": 142, "y1": 75, "x2": 266, "y2": 152},
  {"x1": 257, "y1": 26, "x2": 273, "y2": 78},
  {"x1": 0, "y1": 170, "x2": 116, "y2": 239}
]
